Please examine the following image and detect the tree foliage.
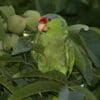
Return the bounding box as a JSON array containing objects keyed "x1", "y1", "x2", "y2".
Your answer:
[{"x1": 0, "y1": 0, "x2": 100, "y2": 100}]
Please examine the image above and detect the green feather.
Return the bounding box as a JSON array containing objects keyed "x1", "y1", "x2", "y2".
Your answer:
[{"x1": 32, "y1": 15, "x2": 68, "y2": 74}]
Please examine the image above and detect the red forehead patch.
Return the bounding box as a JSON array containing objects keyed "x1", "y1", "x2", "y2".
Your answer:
[{"x1": 39, "y1": 16, "x2": 48, "y2": 24}]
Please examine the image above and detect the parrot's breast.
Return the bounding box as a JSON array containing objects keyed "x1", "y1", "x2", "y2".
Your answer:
[{"x1": 37, "y1": 30, "x2": 68, "y2": 74}]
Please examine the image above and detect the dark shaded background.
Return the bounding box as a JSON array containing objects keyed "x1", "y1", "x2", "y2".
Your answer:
[{"x1": 0, "y1": 0, "x2": 100, "y2": 27}]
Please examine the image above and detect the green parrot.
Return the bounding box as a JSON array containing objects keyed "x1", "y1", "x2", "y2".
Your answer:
[
  {"x1": 31, "y1": 14, "x2": 93, "y2": 84},
  {"x1": 32, "y1": 14, "x2": 72, "y2": 75}
]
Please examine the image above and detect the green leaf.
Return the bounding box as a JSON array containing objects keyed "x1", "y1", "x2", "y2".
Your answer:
[
  {"x1": 72, "y1": 86, "x2": 97, "y2": 100},
  {"x1": 68, "y1": 91, "x2": 84, "y2": 100},
  {"x1": 90, "y1": 27, "x2": 100, "y2": 35},
  {"x1": 0, "y1": 92, "x2": 8, "y2": 100},
  {"x1": 67, "y1": 32, "x2": 95, "y2": 84},
  {"x1": 58, "y1": 86, "x2": 69, "y2": 100},
  {"x1": 79, "y1": 30, "x2": 100, "y2": 68},
  {"x1": 0, "y1": 77, "x2": 16, "y2": 93},
  {"x1": 0, "y1": 53, "x2": 24, "y2": 62},
  {"x1": 12, "y1": 38, "x2": 32, "y2": 55},
  {"x1": 67, "y1": 38, "x2": 93, "y2": 84},
  {"x1": 68, "y1": 31, "x2": 100, "y2": 69},
  {"x1": 8, "y1": 80, "x2": 63, "y2": 100},
  {"x1": 58, "y1": 86, "x2": 84, "y2": 100},
  {"x1": 0, "y1": 16, "x2": 6, "y2": 41},
  {"x1": 0, "y1": 5, "x2": 15, "y2": 19},
  {"x1": 13, "y1": 70, "x2": 67, "y2": 85},
  {"x1": 68, "y1": 24, "x2": 89, "y2": 33}
]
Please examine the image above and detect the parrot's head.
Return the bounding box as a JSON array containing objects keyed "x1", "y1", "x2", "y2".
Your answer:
[{"x1": 38, "y1": 14, "x2": 67, "y2": 33}]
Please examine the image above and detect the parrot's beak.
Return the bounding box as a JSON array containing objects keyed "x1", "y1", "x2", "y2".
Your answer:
[{"x1": 38, "y1": 23, "x2": 48, "y2": 32}]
